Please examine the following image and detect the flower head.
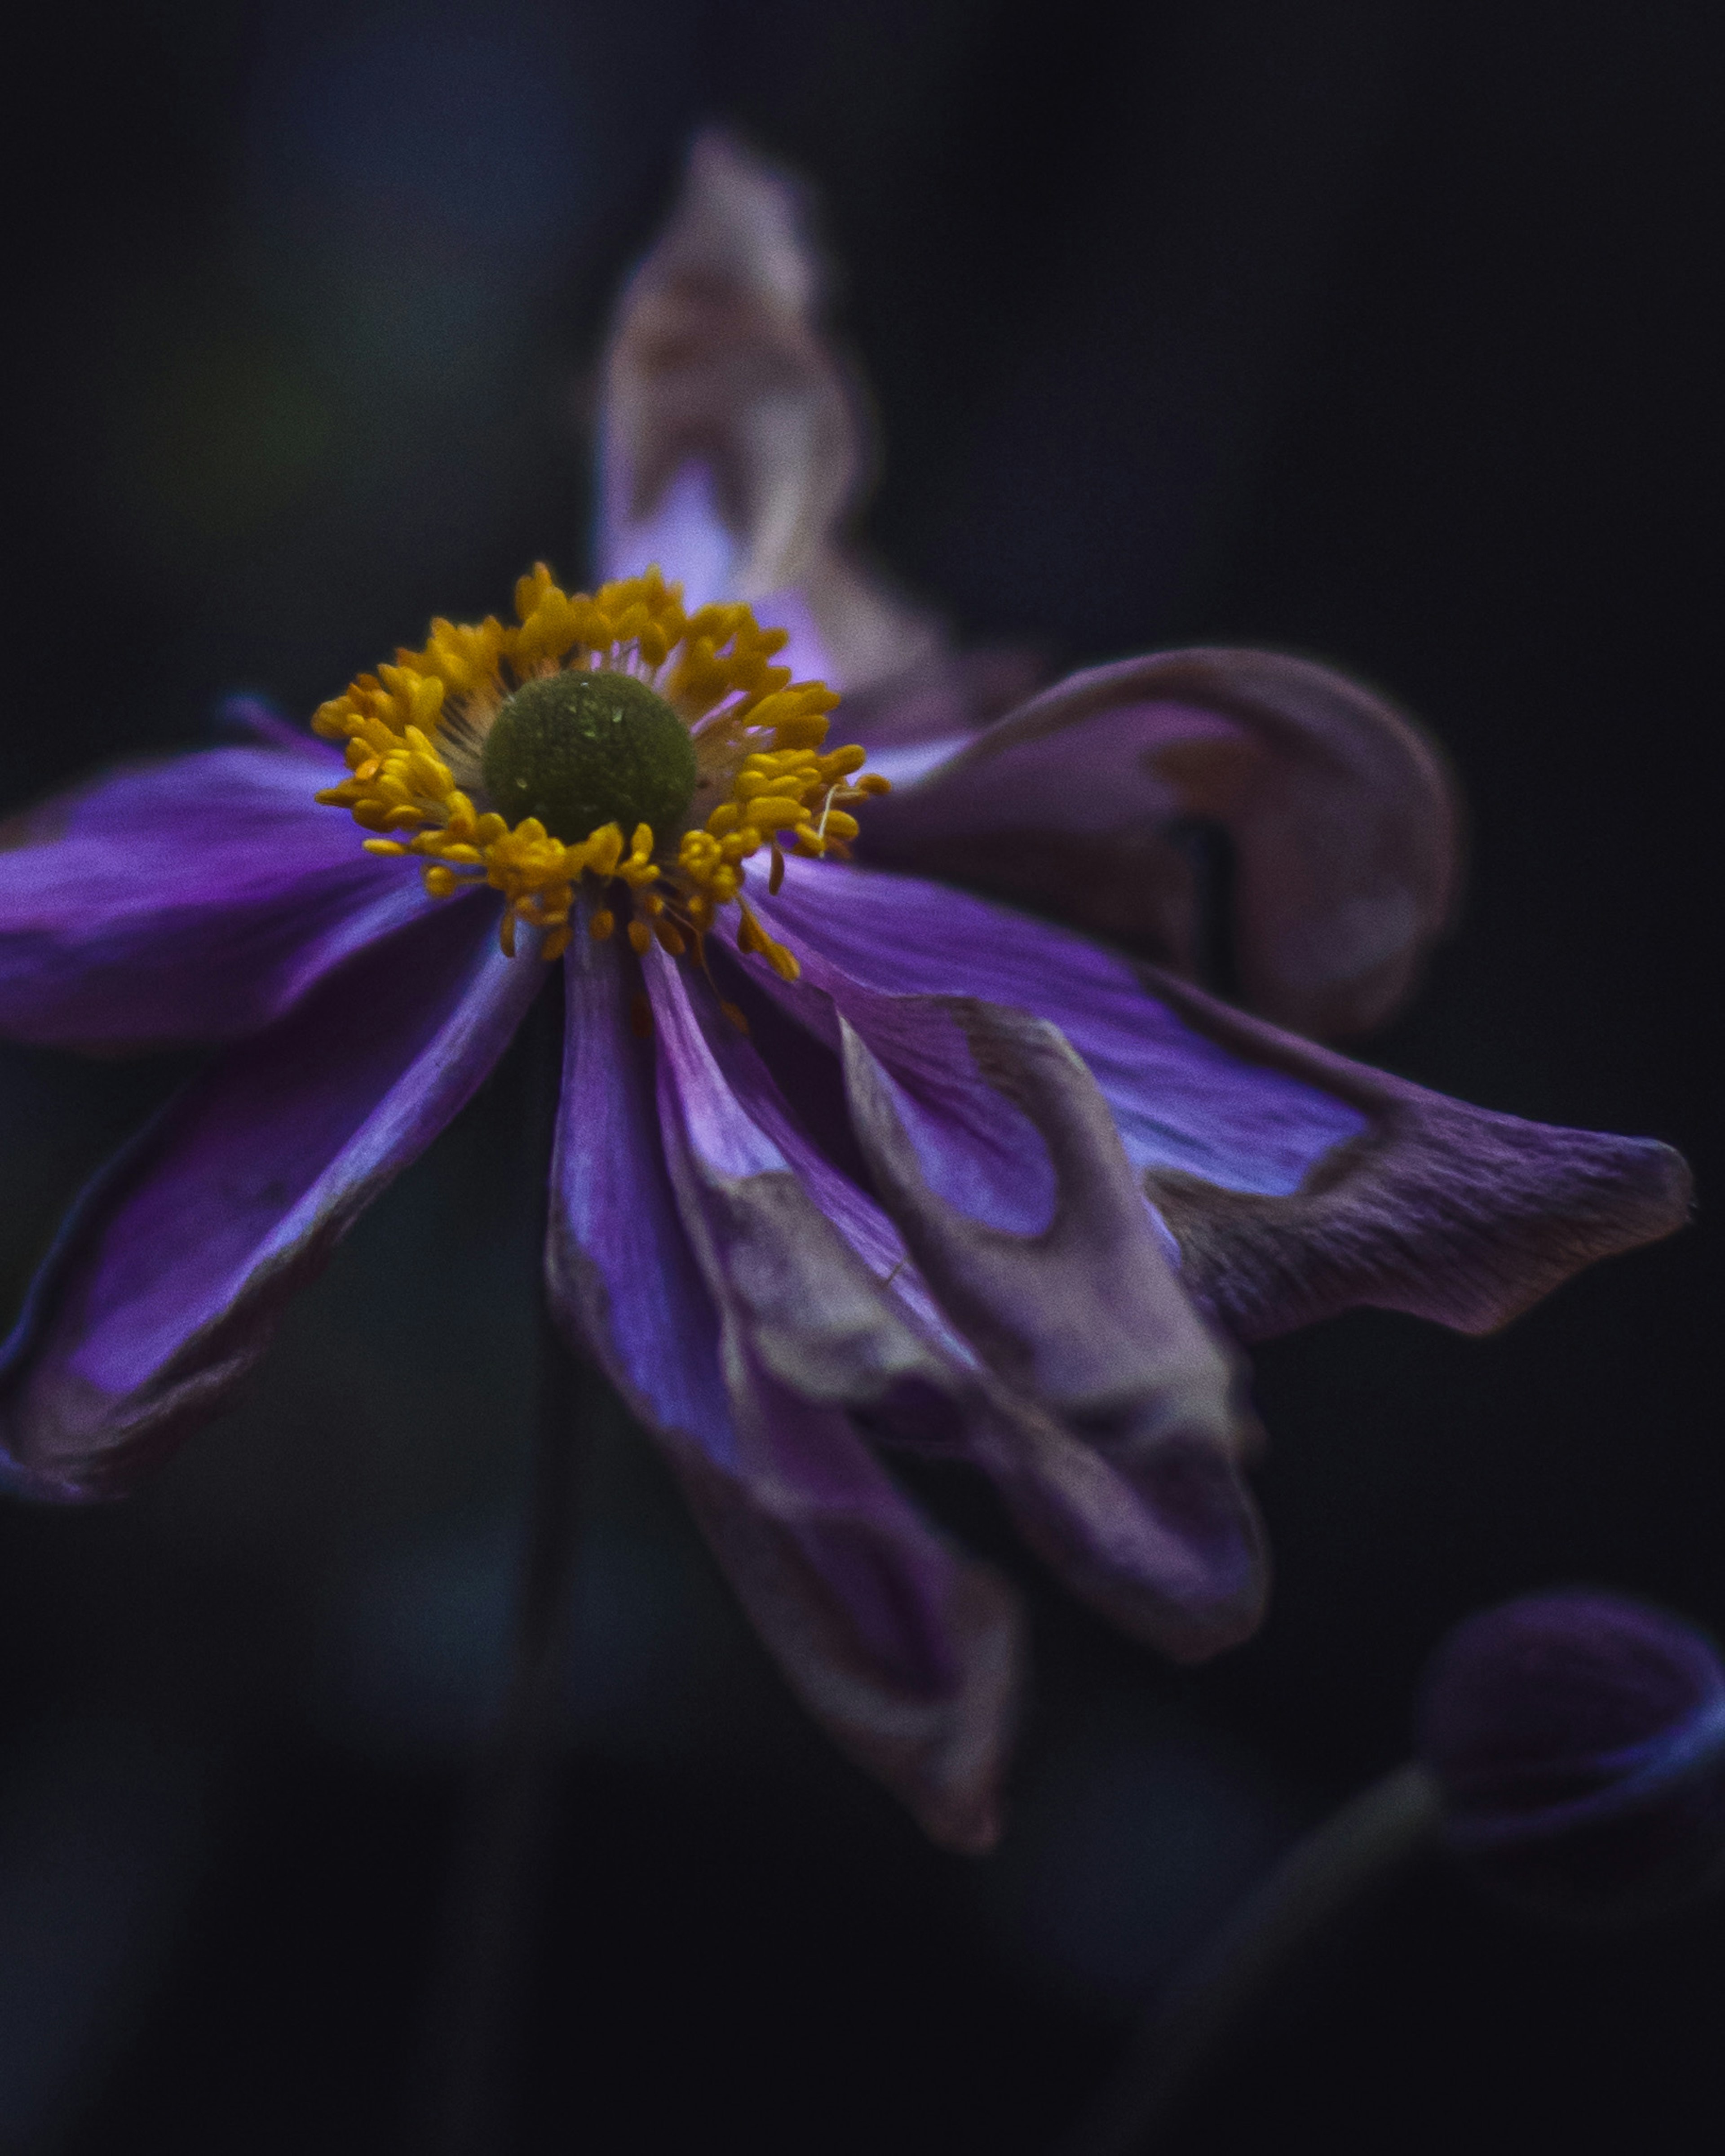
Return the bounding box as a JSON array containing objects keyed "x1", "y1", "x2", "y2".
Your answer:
[
  {"x1": 310, "y1": 560, "x2": 876, "y2": 976},
  {"x1": 0, "y1": 135, "x2": 1692, "y2": 1847},
  {"x1": 1418, "y1": 1591, "x2": 1725, "y2": 1919}
]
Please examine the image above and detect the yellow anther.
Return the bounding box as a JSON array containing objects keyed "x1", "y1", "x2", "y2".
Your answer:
[
  {"x1": 741, "y1": 796, "x2": 807, "y2": 832},
  {"x1": 626, "y1": 919, "x2": 652, "y2": 956},
  {"x1": 589, "y1": 908, "x2": 615, "y2": 941}
]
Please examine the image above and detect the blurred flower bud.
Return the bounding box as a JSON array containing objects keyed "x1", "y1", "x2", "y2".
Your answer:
[{"x1": 1416, "y1": 1590, "x2": 1725, "y2": 1921}]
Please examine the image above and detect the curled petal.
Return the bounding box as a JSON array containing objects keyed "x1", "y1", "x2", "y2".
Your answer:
[
  {"x1": 859, "y1": 647, "x2": 1463, "y2": 1038},
  {"x1": 0, "y1": 901, "x2": 540, "y2": 1500},
  {"x1": 0, "y1": 739, "x2": 438, "y2": 1050},
  {"x1": 598, "y1": 129, "x2": 939, "y2": 690},
  {"x1": 709, "y1": 937, "x2": 1268, "y2": 1660},
  {"x1": 833, "y1": 990, "x2": 1267, "y2": 1660},
  {"x1": 831, "y1": 646, "x2": 1051, "y2": 787}
]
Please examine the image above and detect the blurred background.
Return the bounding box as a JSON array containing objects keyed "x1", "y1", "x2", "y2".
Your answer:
[{"x1": 0, "y1": 1, "x2": 1717, "y2": 2149}]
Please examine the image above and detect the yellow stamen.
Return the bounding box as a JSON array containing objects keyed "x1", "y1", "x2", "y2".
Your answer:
[{"x1": 312, "y1": 564, "x2": 888, "y2": 974}]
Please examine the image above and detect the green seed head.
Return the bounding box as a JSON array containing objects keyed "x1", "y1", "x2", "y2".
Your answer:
[{"x1": 480, "y1": 670, "x2": 698, "y2": 845}]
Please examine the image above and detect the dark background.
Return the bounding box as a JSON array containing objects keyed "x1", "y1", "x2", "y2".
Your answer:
[{"x1": 0, "y1": 2, "x2": 1718, "y2": 2150}]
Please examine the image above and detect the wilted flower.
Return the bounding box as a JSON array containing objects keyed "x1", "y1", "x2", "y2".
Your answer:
[
  {"x1": 0, "y1": 137, "x2": 1690, "y2": 1847},
  {"x1": 1418, "y1": 1591, "x2": 1725, "y2": 1919}
]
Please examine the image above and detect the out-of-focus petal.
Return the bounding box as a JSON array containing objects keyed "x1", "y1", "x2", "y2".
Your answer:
[
  {"x1": 0, "y1": 903, "x2": 542, "y2": 1500},
  {"x1": 0, "y1": 741, "x2": 442, "y2": 1050},
  {"x1": 859, "y1": 647, "x2": 1463, "y2": 1038},
  {"x1": 748, "y1": 861, "x2": 1688, "y2": 1335},
  {"x1": 597, "y1": 129, "x2": 940, "y2": 692},
  {"x1": 831, "y1": 646, "x2": 1051, "y2": 784},
  {"x1": 636, "y1": 949, "x2": 1021, "y2": 1847}
]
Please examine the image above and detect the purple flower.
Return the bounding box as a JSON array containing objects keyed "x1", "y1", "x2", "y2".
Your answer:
[
  {"x1": 0, "y1": 137, "x2": 1690, "y2": 1850},
  {"x1": 1417, "y1": 1592, "x2": 1725, "y2": 1918}
]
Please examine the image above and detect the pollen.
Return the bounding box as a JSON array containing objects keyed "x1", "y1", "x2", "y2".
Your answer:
[{"x1": 312, "y1": 565, "x2": 887, "y2": 976}]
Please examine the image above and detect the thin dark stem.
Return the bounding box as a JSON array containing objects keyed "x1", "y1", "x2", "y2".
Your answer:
[
  {"x1": 417, "y1": 971, "x2": 595, "y2": 2156},
  {"x1": 1058, "y1": 1762, "x2": 1444, "y2": 2156}
]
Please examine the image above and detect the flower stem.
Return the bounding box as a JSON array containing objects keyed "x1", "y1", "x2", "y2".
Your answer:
[
  {"x1": 418, "y1": 970, "x2": 594, "y2": 2155},
  {"x1": 1058, "y1": 1762, "x2": 1444, "y2": 2156}
]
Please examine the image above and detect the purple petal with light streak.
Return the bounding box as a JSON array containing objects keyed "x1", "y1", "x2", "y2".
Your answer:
[
  {"x1": 747, "y1": 861, "x2": 1688, "y2": 1336},
  {"x1": 601, "y1": 459, "x2": 739, "y2": 612},
  {"x1": 0, "y1": 903, "x2": 544, "y2": 1500},
  {"x1": 545, "y1": 927, "x2": 733, "y2": 1461},
  {"x1": 753, "y1": 858, "x2": 1368, "y2": 1196},
  {"x1": 0, "y1": 740, "x2": 449, "y2": 1050},
  {"x1": 640, "y1": 948, "x2": 1022, "y2": 1847}
]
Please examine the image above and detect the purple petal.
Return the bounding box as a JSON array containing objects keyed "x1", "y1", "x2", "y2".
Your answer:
[
  {"x1": 754, "y1": 859, "x2": 1370, "y2": 1196},
  {"x1": 1121, "y1": 965, "x2": 1694, "y2": 1340},
  {"x1": 704, "y1": 945, "x2": 1268, "y2": 1660},
  {"x1": 601, "y1": 459, "x2": 739, "y2": 612},
  {"x1": 0, "y1": 903, "x2": 543, "y2": 1500},
  {"x1": 831, "y1": 647, "x2": 1051, "y2": 776},
  {"x1": 747, "y1": 862, "x2": 1688, "y2": 1335},
  {"x1": 0, "y1": 742, "x2": 445, "y2": 1049},
  {"x1": 546, "y1": 926, "x2": 732, "y2": 1458},
  {"x1": 638, "y1": 949, "x2": 1024, "y2": 1846},
  {"x1": 830, "y1": 988, "x2": 1268, "y2": 1659},
  {"x1": 596, "y1": 131, "x2": 941, "y2": 692},
  {"x1": 858, "y1": 647, "x2": 1463, "y2": 1038}
]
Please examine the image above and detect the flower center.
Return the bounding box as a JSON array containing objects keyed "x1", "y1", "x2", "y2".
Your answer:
[
  {"x1": 309, "y1": 564, "x2": 890, "y2": 986},
  {"x1": 480, "y1": 671, "x2": 698, "y2": 844}
]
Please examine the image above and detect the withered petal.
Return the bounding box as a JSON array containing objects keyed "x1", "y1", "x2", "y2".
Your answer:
[
  {"x1": 637, "y1": 946, "x2": 1024, "y2": 1847},
  {"x1": 861, "y1": 646, "x2": 1463, "y2": 1038},
  {"x1": 597, "y1": 128, "x2": 940, "y2": 690},
  {"x1": 1133, "y1": 965, "x2": 1692, "y2": 1338}
]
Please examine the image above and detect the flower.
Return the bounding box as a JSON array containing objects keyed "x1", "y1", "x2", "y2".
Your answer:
[
  {"x1": 1417, "y1": 1591, "x2": 1725, "y2": 1919},
  {"x1": 0, "y1": 137, "x2": 1691, "y2": 1850}
]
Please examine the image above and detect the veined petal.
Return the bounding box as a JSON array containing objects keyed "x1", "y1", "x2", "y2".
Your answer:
[
  {"x1": 597, "y1": 130, "x2": 940, "y2": 692},
  {"x1": 1115, "y1": 966, "x2": 1693, "y2": 1340},
  {"x1": 0, "y1": 902, "x2": 543, "y2": 1500},
  {"x1": 703, "y1": 950, "x2": 1268, "y2": 1661},
  {"x1": 858, "y1": 647, "x2": 1463, "y2": 1038},
  {"x1": 0, "y1": 740, "x2": 443, "y2": 1050},
  {"x1": 831, "y1": 988, "x2": 1267, "y2": 1658},
  {"x1": 754, "y1": 860, "x2": 1370, "y2": 1197},
  {"x1": 750, "y1": 861, "x2": 1688, "y2": 1337},
  {"x1": 640, "y1": 948, "x2": 1021, "y2": 1847}
]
